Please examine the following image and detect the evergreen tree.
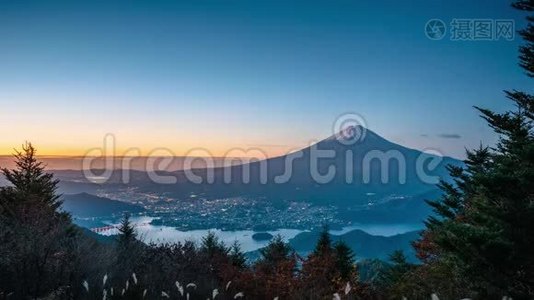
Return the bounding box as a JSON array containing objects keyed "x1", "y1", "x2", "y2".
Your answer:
[
  {"x1": 257, "y1": 235, "x2": 293, "y2": 267},
  {"x1": 117, "y1": 212, "x2": 136, "y2": 246},
  {"x1": 0, "y1": 144, "x2": 79, "y2": 298},
  {"x1": 313, "y1": 224, "x2": 332, "y2": 255},
  {"x1": 253, "y1": 235, "x2": 298, "y2": 299},
  {"x1": 299, "y1": 226, "x2": 345, "y2": 298},
  {"x1": 114, "y1": 212, "x2": 143, "y2": 288},
  {"x1": 229, "y1": 240, "x2": 247, "y2": 269},
  {"x1": 415, "y1": 1, "x2": 534, "y2": 297},
  {"x1": 333, "y1": 240, "x2": 356, "y2": 281},
  {"x1": 200, "y1": 231, "x2": 229, "y2": 258},
  {"x1": 514, "y1": 0, "x2": 534, "y2": 77},
  {"x1": 377, "y1": 250, "x2": 418, "y2": 298},
  {"x1": 198, "y1": 231, "x2": 230, "y2": 289},
  {"x1": 1, "y1": 142, "x2": 62, "y2": 212},
  {"x1": 385, "y1": 250, "x2": 412, "y2": 283}
]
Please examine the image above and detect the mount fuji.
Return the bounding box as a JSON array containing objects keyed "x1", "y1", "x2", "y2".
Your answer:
[
  {"x1": 149, "y1": 126, "x2": 461, "y2": 205},
  {"x1": 52, "y1": 126, "x2": 462, "y2": 224}
]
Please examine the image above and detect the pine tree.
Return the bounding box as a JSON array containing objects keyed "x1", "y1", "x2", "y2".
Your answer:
[
  {"x1": 415, "y1": 1, "x2": 534, "y2": 297},
  {"x1": 200, "y1": 231, "x2": 228, "y2": 258},
  {"x1": 257, "y1": 234, "x2": 294, "y2": 268},
  {"x1": 386, "y1": 250, "x2": 412, "y2": 282},
  {"x1": 198, "y1": 231, "x2": 230, "y2": 289},
  {"x1": 299, "y1": 226, "x2": 344, "y2": 298},
  {"x1": 254, "y1": 235, "x2": 297, "y2": 299},
  {"x1": 117, "y1": 212, "x2": 136, "y2": 246},
  {"x1": 0, "y1": 144, "x2": 78, "y2": 298},
  {"x1": 333, "y1": 241, "x2": 356, "y2": 281},
  {"x1": 514, "y1": 0, "x2": 534, "y2": 77},
  {"x1": 114, "y1": 213, "x2": 143, "y2": 289},
  {"x1": 1, "y1": 142, "x2": 62, "y2": 213},
  {"x1": 229, "y1": 241, "x2": 247, "y2": 269},
  {"x1": 313, "y1": 224, "x2": 332, "y2": 255},
  {"x1": 377, "y1": 250, "x2": 418, "y2": 298}
]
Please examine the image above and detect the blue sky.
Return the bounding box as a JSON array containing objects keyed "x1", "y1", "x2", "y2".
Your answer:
[{"x1": 0, "y1": 0, "x2": 531, "y2": 158}]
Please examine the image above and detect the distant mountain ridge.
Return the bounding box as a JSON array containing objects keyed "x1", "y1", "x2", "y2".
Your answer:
[
  {"x1": 61, "y1": 192, "x2": 145, "y2": 217},
  {"x1": 288, "y1": 229, "x2": 421, "y2": 262},
  {"x1": 246, "y1": 228, "x2": 421, "y2": 263}
]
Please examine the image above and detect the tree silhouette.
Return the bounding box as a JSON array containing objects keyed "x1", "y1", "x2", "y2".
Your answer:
[
  {"x1": 117, "y1": 212, "x2": 136, "y2": 246},
  {"x1": 1, "y1": 142, "x2": 62, "y2": 213},
  {"x1": 229, "y1": 240, "x2": 247, "y2": 269},
  {"x1": 257, "y1": 235, "x2": 294, "y2": 269},
  {"x1": 334, "y1": 240, "x2": 356, "y2": 282},
  {"x1": 313, "y1": 224, "x2": 333, "y2": 256},
  {"x1": 414, "y1": 1, "x2": 534, "y2": 297},
  {"x1": 0, "y1": 143, "x2": 80, "y2": 298}
]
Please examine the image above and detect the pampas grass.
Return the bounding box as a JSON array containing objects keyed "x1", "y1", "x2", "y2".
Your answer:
[
  {"x1": 82, "y1": 280, "x2": 89, "y2": 292},
  {"x1": 176, "y1": 281, "x2": 184, "y2": 296},
  {"x1": 186, "y1": 283, "x2": 197, "y2": 289},
  {"x1": 344, "y1": 282, "x2": 351, "y2": 295},
  {"x1": 82, "y1": 274, "x2": 440, "y2": 300}
]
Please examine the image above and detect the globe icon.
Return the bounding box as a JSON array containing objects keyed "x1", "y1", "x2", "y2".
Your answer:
[{"x1": 425, "y1": 19, "x2": 446, "y2": 40}]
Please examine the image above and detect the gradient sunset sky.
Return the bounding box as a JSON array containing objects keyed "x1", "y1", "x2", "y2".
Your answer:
[{"x1": 1, "y1": 0, "x2": 532, "y2": 158}]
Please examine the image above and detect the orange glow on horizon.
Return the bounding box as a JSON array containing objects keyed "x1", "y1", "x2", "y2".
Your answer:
[{"x1": 0, "y1": 143, "x2": 301, "y2": 159}]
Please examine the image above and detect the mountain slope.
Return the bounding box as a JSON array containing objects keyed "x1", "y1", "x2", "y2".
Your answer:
[
  {"x1": 61, "y1": 192, "x2": 145, "y2": 217},
  {"x1": 289, "y1": 229, "x2": 421, "y2": 262}
]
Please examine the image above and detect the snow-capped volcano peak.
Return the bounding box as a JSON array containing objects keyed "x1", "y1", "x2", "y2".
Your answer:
[{"x1": 331, "y1": 125, "x2": 367, "y2": 144}]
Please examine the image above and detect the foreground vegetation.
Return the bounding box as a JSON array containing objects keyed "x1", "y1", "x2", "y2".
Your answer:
[{"x1": 2, "y1": 1, "x2": 534, "y2": 299}]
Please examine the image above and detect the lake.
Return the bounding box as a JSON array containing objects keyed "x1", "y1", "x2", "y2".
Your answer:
[{"x1": 100, "y1": 216, "x2": 422, "y2": 252}]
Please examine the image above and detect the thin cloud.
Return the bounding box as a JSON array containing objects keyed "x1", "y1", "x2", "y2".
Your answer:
[{"x1": 437, "y1": 133, "x2": 461, "y2": 139}]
